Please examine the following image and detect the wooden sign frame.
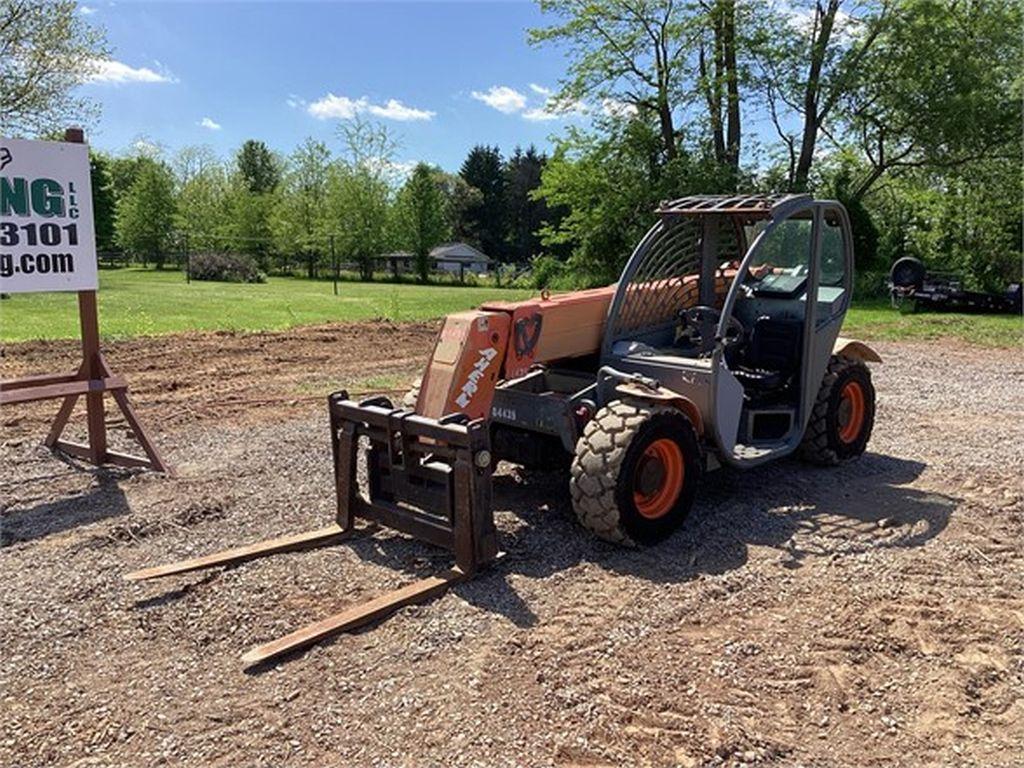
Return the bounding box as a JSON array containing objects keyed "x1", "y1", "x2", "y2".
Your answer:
[{"x1": 0, "y1": 129, "x2": 170, "y2": 474}]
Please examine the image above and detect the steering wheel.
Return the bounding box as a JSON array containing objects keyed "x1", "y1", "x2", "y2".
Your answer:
[{"x1": 680, "y1": 305, "x2": 746, "y2": 351}]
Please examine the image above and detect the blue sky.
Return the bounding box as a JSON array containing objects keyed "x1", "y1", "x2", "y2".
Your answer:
[{"x1": 78, "y1": 1, "x2": 588, "y2": 172}]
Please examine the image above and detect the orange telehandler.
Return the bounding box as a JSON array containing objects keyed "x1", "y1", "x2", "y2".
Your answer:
[{"x1": 129, "y1": 194, "x2": 881, "y2": 666}]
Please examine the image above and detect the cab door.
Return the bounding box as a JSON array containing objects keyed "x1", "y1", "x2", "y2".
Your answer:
[{"x1": 799, "y1": 205, "x2": 854, "y2": 426}]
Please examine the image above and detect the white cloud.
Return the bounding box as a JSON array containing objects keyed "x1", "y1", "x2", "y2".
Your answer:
[
  {"x1": 307, "y1": 93, "x2": 434, "y2": 121},
  {"x1": 309, "y1": 94, "x2": 364, "y2": 119},
  {"x1": 198, "y1": 117, "x2": 221, "y2": 131},
  {"x1": 524, "y1": 97, "x2": 588, "y2": 122},
  {"x1": 602, "y1": 98, "x2": 638, "y2": 119},
  {"x1": 470, "y1": 85, "x2": 528, "y2": 114},
  {"x1": 522, "y1": 106, "x2": 562, "y2": 122},
  {"x1": 286, "y1": 94, "x2": 306, "y2": 109},
  {"x1": 86, "y1": 59, "x2": 176, "y2": 84},
  {"x1": 472, "y1": 83, "x2": 589, "y2": 122},
  {"x1": 366, "y1": 99, "x2": 435, "y2": 121},
  {"x1": 79, "y1": 5, "x2": 97, "y2": 14},
  {"x1": 131, "y1": 138, "x2": 162, "y2": 157}
]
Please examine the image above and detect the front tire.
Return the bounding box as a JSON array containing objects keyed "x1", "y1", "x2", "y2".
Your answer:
[
  {"x1": 570, "y1": 400, "x2": 701, "y2": 545},
  {"x1": 800, "y1": 356, "x2": 876, "y2": 465}
]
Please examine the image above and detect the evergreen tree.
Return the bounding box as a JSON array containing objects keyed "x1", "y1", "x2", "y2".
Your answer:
[
  {"x1": 459, "y1": 145, "x2": 506, "y2": 260},
  {"x1": 236, "y1": 140, "x2": 281, "y2": 193},
  {"x1": 504, "y1": 146, "x2": 549, "y2": 263}
]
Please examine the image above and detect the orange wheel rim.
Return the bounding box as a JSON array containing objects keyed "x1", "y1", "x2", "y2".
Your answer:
[
  {"x1": 837, "y1": 381, "x2": 866, "y2": 444},
  {"x1": 633, "y1": 438, "x2": 685, "y2": 520}
]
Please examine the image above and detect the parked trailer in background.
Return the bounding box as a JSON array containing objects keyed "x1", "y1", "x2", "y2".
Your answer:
[{"x1": 888, "y1": 256, "x2": 1022, "y2": 314}]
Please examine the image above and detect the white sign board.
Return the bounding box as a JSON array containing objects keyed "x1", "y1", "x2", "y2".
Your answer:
[{"x1": 0, "y1": 136, "x2": 98, "y2": 293}]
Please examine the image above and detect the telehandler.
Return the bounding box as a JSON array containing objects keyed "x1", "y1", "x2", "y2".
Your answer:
[{"x1": 129, "y1": 194, "x2": 880, "y2": 666}]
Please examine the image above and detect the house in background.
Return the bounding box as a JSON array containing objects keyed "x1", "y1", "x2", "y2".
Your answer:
[
  {"x1": 376, "y1": 250, "x2": 414, "y2": 274},
  {"x1": 430, "y1": 242, "x2": 492, "y2": 274}
]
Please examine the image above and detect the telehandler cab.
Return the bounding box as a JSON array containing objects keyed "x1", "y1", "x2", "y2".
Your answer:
[{"x1": 129, "y1": 194, "x2": 880, "y2": 666}]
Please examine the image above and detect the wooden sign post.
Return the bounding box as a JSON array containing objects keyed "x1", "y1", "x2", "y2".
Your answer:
[{"x1": 0, "y1": 129, "x2": 170, "y2": 473}]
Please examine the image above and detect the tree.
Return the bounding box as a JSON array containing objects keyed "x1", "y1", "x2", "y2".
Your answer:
[
  {"x1": 273, "y1": 138, "x2": 332, "y2": 276},
  {"x1": 536, "y1": 122, "x2": 734, "y2": 283},
  {"x1": 433, "y1": 172, "x2": 483, "y2": 244},
  {"x1": 235, "y1": 140, "x2": 281, "y2": 193},
  {"x1": 326, "y1": 119, "x2": 398, "y2": 280},
  {"x1": 697, "y1": 0, "x2": 742, "y2": 174},
  {"x1": 459, "y1": 145, "x2": 506, "y2": 260},
  {"x1": 531, "y1": 0, "x2": 689, "y2": 162},
  {"x1": 839, "y1": 0, "x2": 1021, "y2": 201},
  {"x1": 0, "y1": 0, "x2": 108, "y2": 136},
  {"x1": 89, "y1": 151, "x2": 116, "y2": 252},
  {"x1": 174, "y1": 161, "x2": 230, "y2": 252},
  {"x1": 504, "y1": 146, "x2": 549, "y2": 263},
  {"x1": 173, "y1": 145, "x2": 221, "y2": 187},
  {"x1": 396, "y1": 163, "x2": 448, "y2": 282},
  {"x1": 116, "y1": 161, "x2": 176, "y2": 267},
  {"x1": 751, "y1": 0, "x2": 892, "y2": 191}
]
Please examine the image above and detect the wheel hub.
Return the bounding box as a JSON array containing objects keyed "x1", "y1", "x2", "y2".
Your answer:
[
  {"x1": 632, "y1": 438, "x2": 685, "y2": 520},
  {"x1": 837, "y1": 381, "x2": 866, "y2": 444}
]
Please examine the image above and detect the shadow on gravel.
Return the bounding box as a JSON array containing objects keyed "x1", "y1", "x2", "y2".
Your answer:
[
  {"x1": 117, "y1": 450, "x2": 958, "y2": 652},
  {"x1": 1, "y1": 469, "x2": 133, "y2": 547},
  {"x1": 443, "y1": 450, "x2": 958, "y2": 627}
]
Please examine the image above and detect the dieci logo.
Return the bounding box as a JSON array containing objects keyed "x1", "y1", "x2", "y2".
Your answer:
[
  {"x1": 455, "y1": 347, "x2": 498, "y2": 408},
  {"x1": 0, "y1": 147, "x2": 12, "y2": 171},
  {"x1": 0, "y1": 174, "x2": 81, "y2": 219}
]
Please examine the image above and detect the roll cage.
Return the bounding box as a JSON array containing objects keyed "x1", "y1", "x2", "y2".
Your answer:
[{"x1": 604, "y1": 193, "x2": 855, "y2": 468}]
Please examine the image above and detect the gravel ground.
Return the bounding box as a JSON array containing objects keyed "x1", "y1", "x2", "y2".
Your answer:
[{"x1": 1, "y1": 325, "x2": 1021, "y2": 767}]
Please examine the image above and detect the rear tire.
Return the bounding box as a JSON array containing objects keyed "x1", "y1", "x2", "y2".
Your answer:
[
  {"x1": 800, "y1": 356, "x2": 875, "y2": 466},
  {"x1": 570, "y1": 399, "x2": 701, "y2": 545}
]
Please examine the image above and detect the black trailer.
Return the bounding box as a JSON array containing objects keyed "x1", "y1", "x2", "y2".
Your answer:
[{"x1": 888, "y1": 257, "x2": 1022, "y2": 314}]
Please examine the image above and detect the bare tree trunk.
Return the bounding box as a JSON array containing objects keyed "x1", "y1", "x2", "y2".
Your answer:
[
  {"x1": 793, "y1": 0, "x2": 839, "y2": 190},
  {"x1": 658, "y1": 97, "x2": 678, "y2": 161},
  {"x1": 722, "y1": 0, "x2": 741, "y2": 174},
  {"x1": 699, "y1": 40, "x2": 726, "y2": 163}
]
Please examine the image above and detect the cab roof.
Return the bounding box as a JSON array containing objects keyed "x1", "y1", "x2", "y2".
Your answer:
[{"x1": 657, "y1": 193, "x2": 812, "y2": 219}]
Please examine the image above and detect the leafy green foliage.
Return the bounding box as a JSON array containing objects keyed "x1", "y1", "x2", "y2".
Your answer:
[
  {"x1": 115, "y1": 160, "x2": 176, "y2": 267},
  {"x1": 395, "y1": 163, "x2": 448, "y2": 282},
  {"x1": 536, "y1": 122, "x2": 736, "y2": 284},
  {"x1": 272, "y1": 138, "x2": 332, "y2": 276},
  {"x1": 504, "y1": 146, "x2": 550, "y2": 263},
  {"x1": 89, "y1": 151, "x2": 117, "y2": 252},
  {"x1": 0, "y1": 0, "x2": 108, "y2": 136}
]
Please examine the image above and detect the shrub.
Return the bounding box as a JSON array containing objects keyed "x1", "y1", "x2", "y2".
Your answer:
[
  {"x1": 853, "y1": 269, "x2": 890, "y2": 300},
  {"x1": 512, "y1": 254, "x2": 576, "y2": 290},
  {"x1": 188, "y1": 253, "x2": 266, "y2": 283}
]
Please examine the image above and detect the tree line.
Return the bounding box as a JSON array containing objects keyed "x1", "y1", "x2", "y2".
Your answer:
[
  {"x1": 5, "y1": 0, "x2": 1021, "y2": 292},
  {"x1": 91, "y1": 124, "x2": 555, "y2": 282},
  {"x1": 527, "y1": 0, "x2": 1021, "y2": 290}
]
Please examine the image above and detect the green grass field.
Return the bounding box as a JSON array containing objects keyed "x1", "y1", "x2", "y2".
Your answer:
[
  {"x1": 0, "y1": 268, "x2": 534, "y2": 342},
  {"x1": 1, "y1": 267, "x2": 1019, "y2": 347}
]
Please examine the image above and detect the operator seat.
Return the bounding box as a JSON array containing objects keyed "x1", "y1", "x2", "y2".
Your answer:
[{"x1": 731, "y1": 317, "x2": 803, "y2": 395}]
